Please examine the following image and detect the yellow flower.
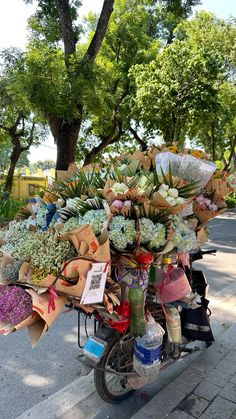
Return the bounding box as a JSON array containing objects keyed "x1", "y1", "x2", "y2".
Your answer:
[
  {"x1": 190, "y1": 150, "x2": 204, "y2": 159},
  {"x1": 168, "y1": 145, "x2": 179, "y2": 154}
]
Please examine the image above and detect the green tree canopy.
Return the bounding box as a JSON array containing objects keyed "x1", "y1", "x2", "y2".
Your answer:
[
  {"x1": 132, "y1": 12, "x2": 236, "y2": 166},
  {"x1": 0, "y1": 51, "x2": 47, "y2": 192}
]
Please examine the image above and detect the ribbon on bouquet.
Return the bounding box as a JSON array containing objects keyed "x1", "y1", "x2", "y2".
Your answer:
[
  {"x1": 48, "y1": 286, "x2": 58, "y2": 313},
  {"x1": 112, "y1": 253, "x2": 153, "y2": 289}
]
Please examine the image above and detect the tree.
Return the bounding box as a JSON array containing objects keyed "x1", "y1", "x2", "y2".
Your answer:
[
  {"x1": 19, "y1": 0, "x2": 115, "y2": 171},
  {"x1": 158, "y1": 0, "x2": 201, "y2": 44},
  {"x1": 0, "y1": 58, "x2": 46, "y2": 192},
  {"x1": 30, "y1": 159, "x2": 56, "y2": 170},
  {"x1": 132, "y1": 12, "x2": 236, "y2": 152},
  {"x1": 0, "y1": 140, "x2": 29, "y2": 172},
  {"x1": 75, "y1": 0, "x2": 159, "y2": 165},
  {"x1": 75, "y1": 0, "x2": 201, "y2": 165}
]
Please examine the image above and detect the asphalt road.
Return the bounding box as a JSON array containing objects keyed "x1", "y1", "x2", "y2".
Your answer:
[{"x1": 0, "y1": 210, "x2": 235, "y2": 419}]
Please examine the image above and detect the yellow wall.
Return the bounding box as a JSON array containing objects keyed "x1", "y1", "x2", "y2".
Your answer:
[{"x1": 0, "y1": 176, "x2": 48, "y2": 200}]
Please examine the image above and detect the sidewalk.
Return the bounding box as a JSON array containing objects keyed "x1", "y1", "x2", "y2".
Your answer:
[{"x1": 131, "y1": 324, "x2": 236, "y2": 419}]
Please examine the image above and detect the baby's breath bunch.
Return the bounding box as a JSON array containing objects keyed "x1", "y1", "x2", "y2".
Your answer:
[
  {"x1": 13, "y1": 231, "x2": 76, "y2": 280},
  {"x1": 0, "y1": 220, "x2": 30, "y2": 256}
]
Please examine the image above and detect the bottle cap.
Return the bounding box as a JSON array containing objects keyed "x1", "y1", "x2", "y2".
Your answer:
[{"x1": 162, "y1": 256, "x2": 171, "y2": 265}]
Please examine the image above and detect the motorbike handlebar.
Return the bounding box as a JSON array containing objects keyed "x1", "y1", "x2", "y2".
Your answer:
[
  {"x1": 190, "y1": 248, "x2": 217, "y2": 262},
  {"x1": 200, "y1": 249, "x2": 217, "y2": 255}
]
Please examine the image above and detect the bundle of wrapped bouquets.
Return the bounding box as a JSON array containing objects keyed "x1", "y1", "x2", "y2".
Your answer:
[{"x1": 0, "y1": 144, "x2": 230, "y2": 345}]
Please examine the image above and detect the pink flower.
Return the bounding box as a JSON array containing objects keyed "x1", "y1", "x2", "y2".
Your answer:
[
  {"x1": 111, "y1": 200, "x2": 124, "y2": 209},
  {"x1": 123, "y1": 200, "x2": 132, "y2": 209}
]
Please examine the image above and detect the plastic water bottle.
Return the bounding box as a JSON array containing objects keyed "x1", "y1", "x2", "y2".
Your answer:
[{"x1": 133, "y1": 317, "x2": 164, "y2": 377}]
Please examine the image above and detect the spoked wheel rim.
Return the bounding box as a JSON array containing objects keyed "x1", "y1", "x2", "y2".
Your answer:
[{"x1": 104, "y1": 340, "x2": 133, "y2": 397}]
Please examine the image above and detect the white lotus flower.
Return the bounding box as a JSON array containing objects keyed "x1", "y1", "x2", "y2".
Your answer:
[
  {"x1": 158, "y1": 189, "x2": 168, "y2": 199},
  {"x1": 111, "y1": 182, "x2": 128, "y2": 195},
  {"x1": 166, "y1": 196, "x2": 176, "y2": 206},
  {"x1": 159, "y1": 184, "x2": 169, "y2": 192},
  {"x1": 176, "y1": 197, "x2": 186, "y2": 205},
  {"x1": 168, "y1": 188, "x2": 179, "y2": 198}
]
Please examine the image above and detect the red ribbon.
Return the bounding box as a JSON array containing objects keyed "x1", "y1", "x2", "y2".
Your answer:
[{"x1": 48, "y1": 286, "x2": 58, "y2": 313}]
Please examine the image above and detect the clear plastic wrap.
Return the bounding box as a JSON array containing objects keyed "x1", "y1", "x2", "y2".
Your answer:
[{"x1": 156, "y1": 152, "x2": 216, "y2": 190}]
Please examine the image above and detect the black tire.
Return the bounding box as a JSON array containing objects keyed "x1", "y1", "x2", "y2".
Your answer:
[{"x1": 94, "y1": 334, "x2": 134, "y2": 403}]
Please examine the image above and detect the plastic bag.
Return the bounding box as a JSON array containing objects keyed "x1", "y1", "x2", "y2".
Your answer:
[
  {"x1": 155, "y1": 152, "x2": 216, "y2": 190},
  {"x1": 155, "y1": 266, "x2": 192, "y2": 304}
]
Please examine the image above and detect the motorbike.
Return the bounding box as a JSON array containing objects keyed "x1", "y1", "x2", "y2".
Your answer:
[{"x1": 75, "y1": 248, "x2": 217, "y2": 404}]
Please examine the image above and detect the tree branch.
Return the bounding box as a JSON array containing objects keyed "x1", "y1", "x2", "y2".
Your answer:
[
  {"x1": 56, "y1": 0, "x2": 77, "y2": 61},
  {"x1": 83, "y1": 0, "x2": 114, "y2": 64},
  {"x1": 22, "y1": 121, "x2": 36, "y2": 151},
  {"x1": 223, "y1": 135, "x2": 236, "y2": 171},
  {"x1": 129, "y1": 126, "x2": 148, "y2": 151},
  {"x1": 0, "y1": 123, "x2": 10, "y2": 134},
  {"x1": 9, "y1": 113, "x2": 24, "y2": 136},
  {"x1": 83, "y1": 120, "x2": 124, "y2": 166}
]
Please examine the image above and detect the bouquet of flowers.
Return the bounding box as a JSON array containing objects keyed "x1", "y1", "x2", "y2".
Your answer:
[
  {"x1": 193, "y1": 193, "x2": 225, "y2": 224},
  {"x1": 0, "y1": 285, "x2": 32, "y2": 329}
]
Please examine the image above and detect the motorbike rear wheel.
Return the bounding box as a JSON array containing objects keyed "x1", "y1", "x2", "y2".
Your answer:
[{"x1": 94, "y1": 334, "x2": 134, "y2": 403}]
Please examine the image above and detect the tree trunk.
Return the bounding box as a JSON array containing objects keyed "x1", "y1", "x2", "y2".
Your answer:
[
  {"x1": 210, "y1": 124, "x2": 216, "y2": 161},
  {"x1": 48, "y1": 114, "x2": 82, "y2": 170},
  {"x1": 223, "y1": 136, "x2": 236, "y2": 172},
  {"x1": 4, "y1": 146, "x2": 22, "y2": 193}
]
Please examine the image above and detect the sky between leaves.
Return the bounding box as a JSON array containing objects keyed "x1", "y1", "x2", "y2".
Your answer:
[{"x1": 0, "y1": 0, "x2": 235, "y2": 162}]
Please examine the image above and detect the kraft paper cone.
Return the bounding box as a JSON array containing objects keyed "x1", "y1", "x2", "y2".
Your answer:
[
  {"x1": 56, "y1": 162, "x2": 77, "y2": 181},
  {"x1": 14, "y1": 312, "x2": 41, "y2": 330},
  {"x1": 0, "y1": 238, "x2": 7, "y2": 247},
  {"x1": 55, "y1": 275, "x2": 86, "y2": 299},
  {"x1": 61, "y1": 258, "x2": 92, "y2": 279},
  {"x1": 197, "y1": 228, "x2": 208, "y2": 244},
  {"x1": 18, "y1": 262, "x2": 56, "y2": 287},
  {"x1": 62, "y1": 224, "x2": 99, "y2": 255},
  {"x1": 81, "y1": 230, "x2": 111, "y2": 263},
  {"x1": 0, "y1": 321, "x2": 15, "y2": 335},
  {"x1": 26, "y1": 289, "x2": 66, "y2": 347},
  {"x1": 0, "y1": 253, "x2": 15, "y2": 269},
  {"x1": 206, "y1": 177, "x2": 231, "y2": 198},
  {"x1": 193, "y1": 203, "x2": 219, "y2": 224},
  {"x1": 151, "y1": 192, "x2": 193, "y2": 215}
]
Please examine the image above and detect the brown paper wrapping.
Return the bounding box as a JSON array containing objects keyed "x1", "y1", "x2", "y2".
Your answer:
[
  {"x1": 56, "y1": 163, "x2": 77, "y2": 181},
  {"x1": 0, "y1": 321, "x2": 15, "y2": 335},
  {"x1": 103, "y1": 179, "x2": 137, "y2": 204},
  {"x1": 25, "y1": 289, "x2": 66, "y2": 347},
  {"x1": 14, "y1": 312, "x2": 41, "y2": 330},
  {"x1": 55, "y1": 275, "x2": 86, "y2": 299},
  {"x1": 0, "y1": 254, "x2": 18, "y2": 284},
  {"x1": 1, "y1": 253, "x2": 15, "y2": 269},
  {"x1": 126, "y1": 151, "x2": 151, "y2": 171},
  {"x1": 197, "y1": 228, "x2": 208, "y2": 244},
  {"x1": 0, "y1": 238, "x2": 7, "y2": 247},
  {"x1": 150, "y1": 192, "x2": 193, "y2": 215},
  {"x1": 62, "y1": 224, "x2": 99, "y2": 256},
  {"x1": 206, "y1": 177, "x2": 231, "y2": 198},
  {"x1": 56, "y1": 258, "x2": 93, "y2": 298},
  {"x1": 193, "y1": 203, "x2": 220, "y2": 224},
  {"x1": 18, "y1": 262, "x2": 56, "y2": 287}
]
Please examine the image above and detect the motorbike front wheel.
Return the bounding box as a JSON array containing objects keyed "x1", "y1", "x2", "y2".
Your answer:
[{"x1": 94, "y1": 334, "x2": 134, "y2": 403}]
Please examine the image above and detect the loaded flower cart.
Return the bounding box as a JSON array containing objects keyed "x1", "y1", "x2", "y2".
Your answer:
[{"x1": 0, "y1": 146, "x2": 232, "y2": 402}]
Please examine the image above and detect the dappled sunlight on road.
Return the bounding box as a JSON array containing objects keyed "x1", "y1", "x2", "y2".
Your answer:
[
  {"x1": 63, "y1": 333, "x2": 78, "y2": 343},
  {"x1": 23, "y1": 374, "x2": 54, "y2": 387}
]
